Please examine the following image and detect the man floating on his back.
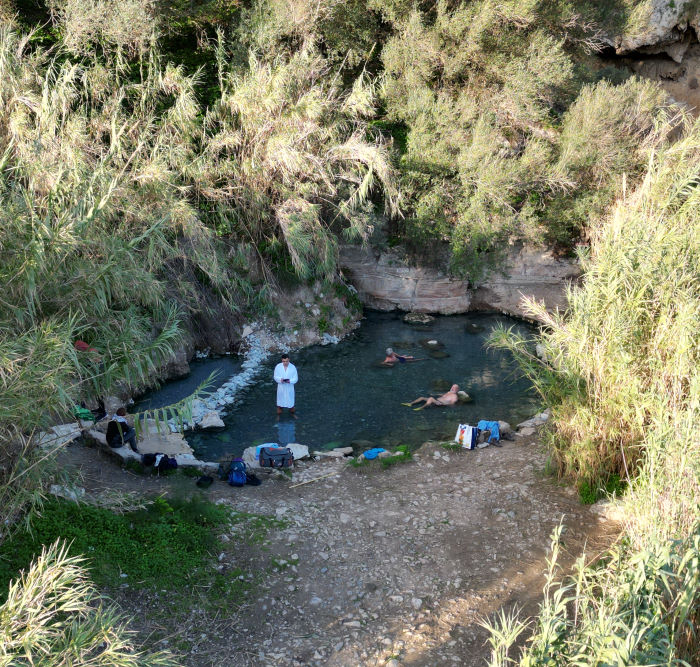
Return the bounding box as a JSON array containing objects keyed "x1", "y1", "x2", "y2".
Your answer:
[{"x1": 402, "y1": 384, "x2": 460, "y2": 411}]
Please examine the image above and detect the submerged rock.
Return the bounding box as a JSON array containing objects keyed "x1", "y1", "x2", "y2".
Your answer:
[
  {"x1": 465, "y1": 323, "x2": 485, "y2": 334},
  {"x1": 199, "y1": 411, "x2": 225, "y2": 429},
  {"x1": 403, "y1": 312, "x2": 434, "y2": 325},
  {"x1": 350, "y1": 439, "x2": 375, "y2": 451},
  {"x1": 321, "y1": 333, "x2": 340, "y2": 345},
  {"x1": 457, "y1": 391, "x2": 472, "y2": 403},
  {"x1": 419, "y1": 338, "x2": 445, "y2": 351},
  {"x1": 431, "y1": 379, "x2": 453, "y2": 393}
]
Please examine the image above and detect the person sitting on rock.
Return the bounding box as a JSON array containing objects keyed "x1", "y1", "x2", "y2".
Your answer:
[
  {"x1": 402, "y1": 384, "x2": 460, "y2": 411},
  {"x1": 382, "y1": 347, "x2": 415, "y2": 365},
  {"x1": 106, "y1": 407, "x2": 139, "y2": 452}
]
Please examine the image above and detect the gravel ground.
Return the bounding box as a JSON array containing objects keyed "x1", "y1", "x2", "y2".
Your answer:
[{"x1": 60, "y1": 433, "x2": 618, "y2": 666}]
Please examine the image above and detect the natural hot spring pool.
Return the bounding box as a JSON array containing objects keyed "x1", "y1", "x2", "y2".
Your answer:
[{"x1": 134, "y1": 311, "x2": 540, "y2": 460}]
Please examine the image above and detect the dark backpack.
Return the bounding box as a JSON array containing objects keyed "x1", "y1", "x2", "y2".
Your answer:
[
  {"x1": 259, "y1": 446, "x2": 293, "y2": 469},
  {"x1": 142, "y1": 452, "x2": 157, "y2": 467},
  {"x1": 156, "y1": 454, "x2": 178, "y2": 472},
  {"x1": 228, "y1": 458, "x2": 247, "y2": 487}
]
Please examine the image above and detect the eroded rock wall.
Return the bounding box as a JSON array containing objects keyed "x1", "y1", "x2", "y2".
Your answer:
[
  {"x1": 339, "y1": 244, "x2": 579, "y2": 321},
  {"x1": 602, "y1": 0, "x2": 700, "y2": 113},
  {"x1": 604, "y1": 0, "x2": 700, "y2": 57}
]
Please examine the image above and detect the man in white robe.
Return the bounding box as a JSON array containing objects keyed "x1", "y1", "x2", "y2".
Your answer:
[{"x1": 274, "y1": 354, "x2": 298, "y2": 414}]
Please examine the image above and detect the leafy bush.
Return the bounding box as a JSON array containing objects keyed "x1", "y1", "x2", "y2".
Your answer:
[{"x1": 379, "y1": 1, "x2": 680, "y2": 278}]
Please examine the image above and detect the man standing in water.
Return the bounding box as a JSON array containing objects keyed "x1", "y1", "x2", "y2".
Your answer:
[{"x1": 274, "y1": 353, "x2": 298, "y2": 415}]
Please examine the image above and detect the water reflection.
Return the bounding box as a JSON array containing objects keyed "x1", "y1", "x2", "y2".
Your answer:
[{"x1": 275, "y1": 414, "x2": 296, "y2": 446}]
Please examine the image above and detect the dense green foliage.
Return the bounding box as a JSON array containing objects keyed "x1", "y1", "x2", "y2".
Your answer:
[
  {"x1": 0, "y1": 496, "x2": 229, "y2": 593},
  {"x1": 486, "y1": 120, "x2": 700, "y2": 664},
  {"x1": 6, "y1": 0, "x2": 681, "y2": 282},
  {"x1": 1, "y1": 0, "x2": 699, "y2": 663}
]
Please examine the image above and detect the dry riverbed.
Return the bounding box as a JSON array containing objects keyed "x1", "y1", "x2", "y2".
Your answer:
[{"x1": 60, "y1": 433, "x2": 617, "y2": 666}]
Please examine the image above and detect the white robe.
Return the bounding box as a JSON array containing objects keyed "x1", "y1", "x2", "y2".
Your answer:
[{"x1": 274, "y1": 362, "x2": 298, "y2": 408}]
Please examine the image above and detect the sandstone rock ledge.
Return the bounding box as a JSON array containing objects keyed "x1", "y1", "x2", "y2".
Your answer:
[{"x1": 339, "y1": 243, "x2": 579, "y2": 320}]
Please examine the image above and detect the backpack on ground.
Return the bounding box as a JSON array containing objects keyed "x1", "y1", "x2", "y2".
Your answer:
[
  {"x1": 228, "y1": 458, "x2": 248, "y2": 486},
  {"x1": 142, "y1": 452, "x2": 157, "y2": 467},
  {"x1": 259, "y1": 446, "x2": 293, "y2": 469},
  {"x1": 156, "y1": 454, "x2": 178, "y2": 472}
]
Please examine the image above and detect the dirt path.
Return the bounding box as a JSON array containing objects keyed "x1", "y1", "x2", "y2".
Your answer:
[{"x1": 60, "y1": 434, "x2": 617, "y2": 666}]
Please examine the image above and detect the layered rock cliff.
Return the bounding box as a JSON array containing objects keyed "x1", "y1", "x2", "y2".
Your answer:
[
  {"x1": 339, "y1": 244, "x2": 579, "y2": 321},
  {"x1": 603, "y1": 0, "x2": 700, "y2": 112}
]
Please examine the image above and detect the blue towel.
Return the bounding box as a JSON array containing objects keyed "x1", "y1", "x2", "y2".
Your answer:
[
  {"x1": 477, "y1": 420, "x2": 500, "y2": 442},
  {"x1": 363, "y1": 447, "x2": 387, "y2": 460}
]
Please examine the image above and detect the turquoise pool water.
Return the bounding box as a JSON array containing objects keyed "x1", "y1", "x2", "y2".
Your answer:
[{"x1": 135, "y1": 311, "x2": 540, "y2": 460}]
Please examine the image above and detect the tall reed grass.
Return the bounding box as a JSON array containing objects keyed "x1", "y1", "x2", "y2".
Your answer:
[
  {"x1": 485, "y1": 115, "x2": 700, "y2": 665},
  {"x1": 0, "y1": 541, "x2": 178, "y2": 666}
]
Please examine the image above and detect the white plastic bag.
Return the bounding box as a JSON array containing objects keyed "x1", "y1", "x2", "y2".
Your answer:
[{"x1": 454, "y1": 423, "x2": 477, "y2": 449}]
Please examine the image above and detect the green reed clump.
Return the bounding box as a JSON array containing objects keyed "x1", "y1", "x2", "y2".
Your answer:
[
  {"x1": 483, "y1": 525, "x2": 700, "y2": 666},
  {"x1": 0, "y1": 541, "x2": 178, "y2": 666},
  {"x1": 485, "y1": 116, "x2": 700, "y2": 665},
  {"x1": 489, "y1": 120, "x2": 700, "y2": 498}
]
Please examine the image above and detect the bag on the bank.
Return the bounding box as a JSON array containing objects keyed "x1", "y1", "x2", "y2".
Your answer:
[
  {"x1": 156, "y1": 453, "x2": 178, "y2": 472},
  {"x1": 196, "y1": 475, "x2": 214, "y2": 488},
  {"x1": 227, "y1": 458, "x2": 248, "y2": 486},
  {"x1": 142, "y1": 452, "x2": 178, "y2": 471},
  {"x1": 454, "y1": 424, "x2": 478, "y2": 450},
  {"x1": 259, "y1": 446, "x2": 293, "y2": 468}
]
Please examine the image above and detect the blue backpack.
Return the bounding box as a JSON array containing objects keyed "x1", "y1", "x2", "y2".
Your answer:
[{"x1": 227, "y1": 458, "x2": 247, "y2": 487}]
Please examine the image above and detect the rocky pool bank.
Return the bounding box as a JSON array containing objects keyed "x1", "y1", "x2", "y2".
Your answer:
[{"x1": 58, "y1": 420, "x2": 620, "y2": 667}]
